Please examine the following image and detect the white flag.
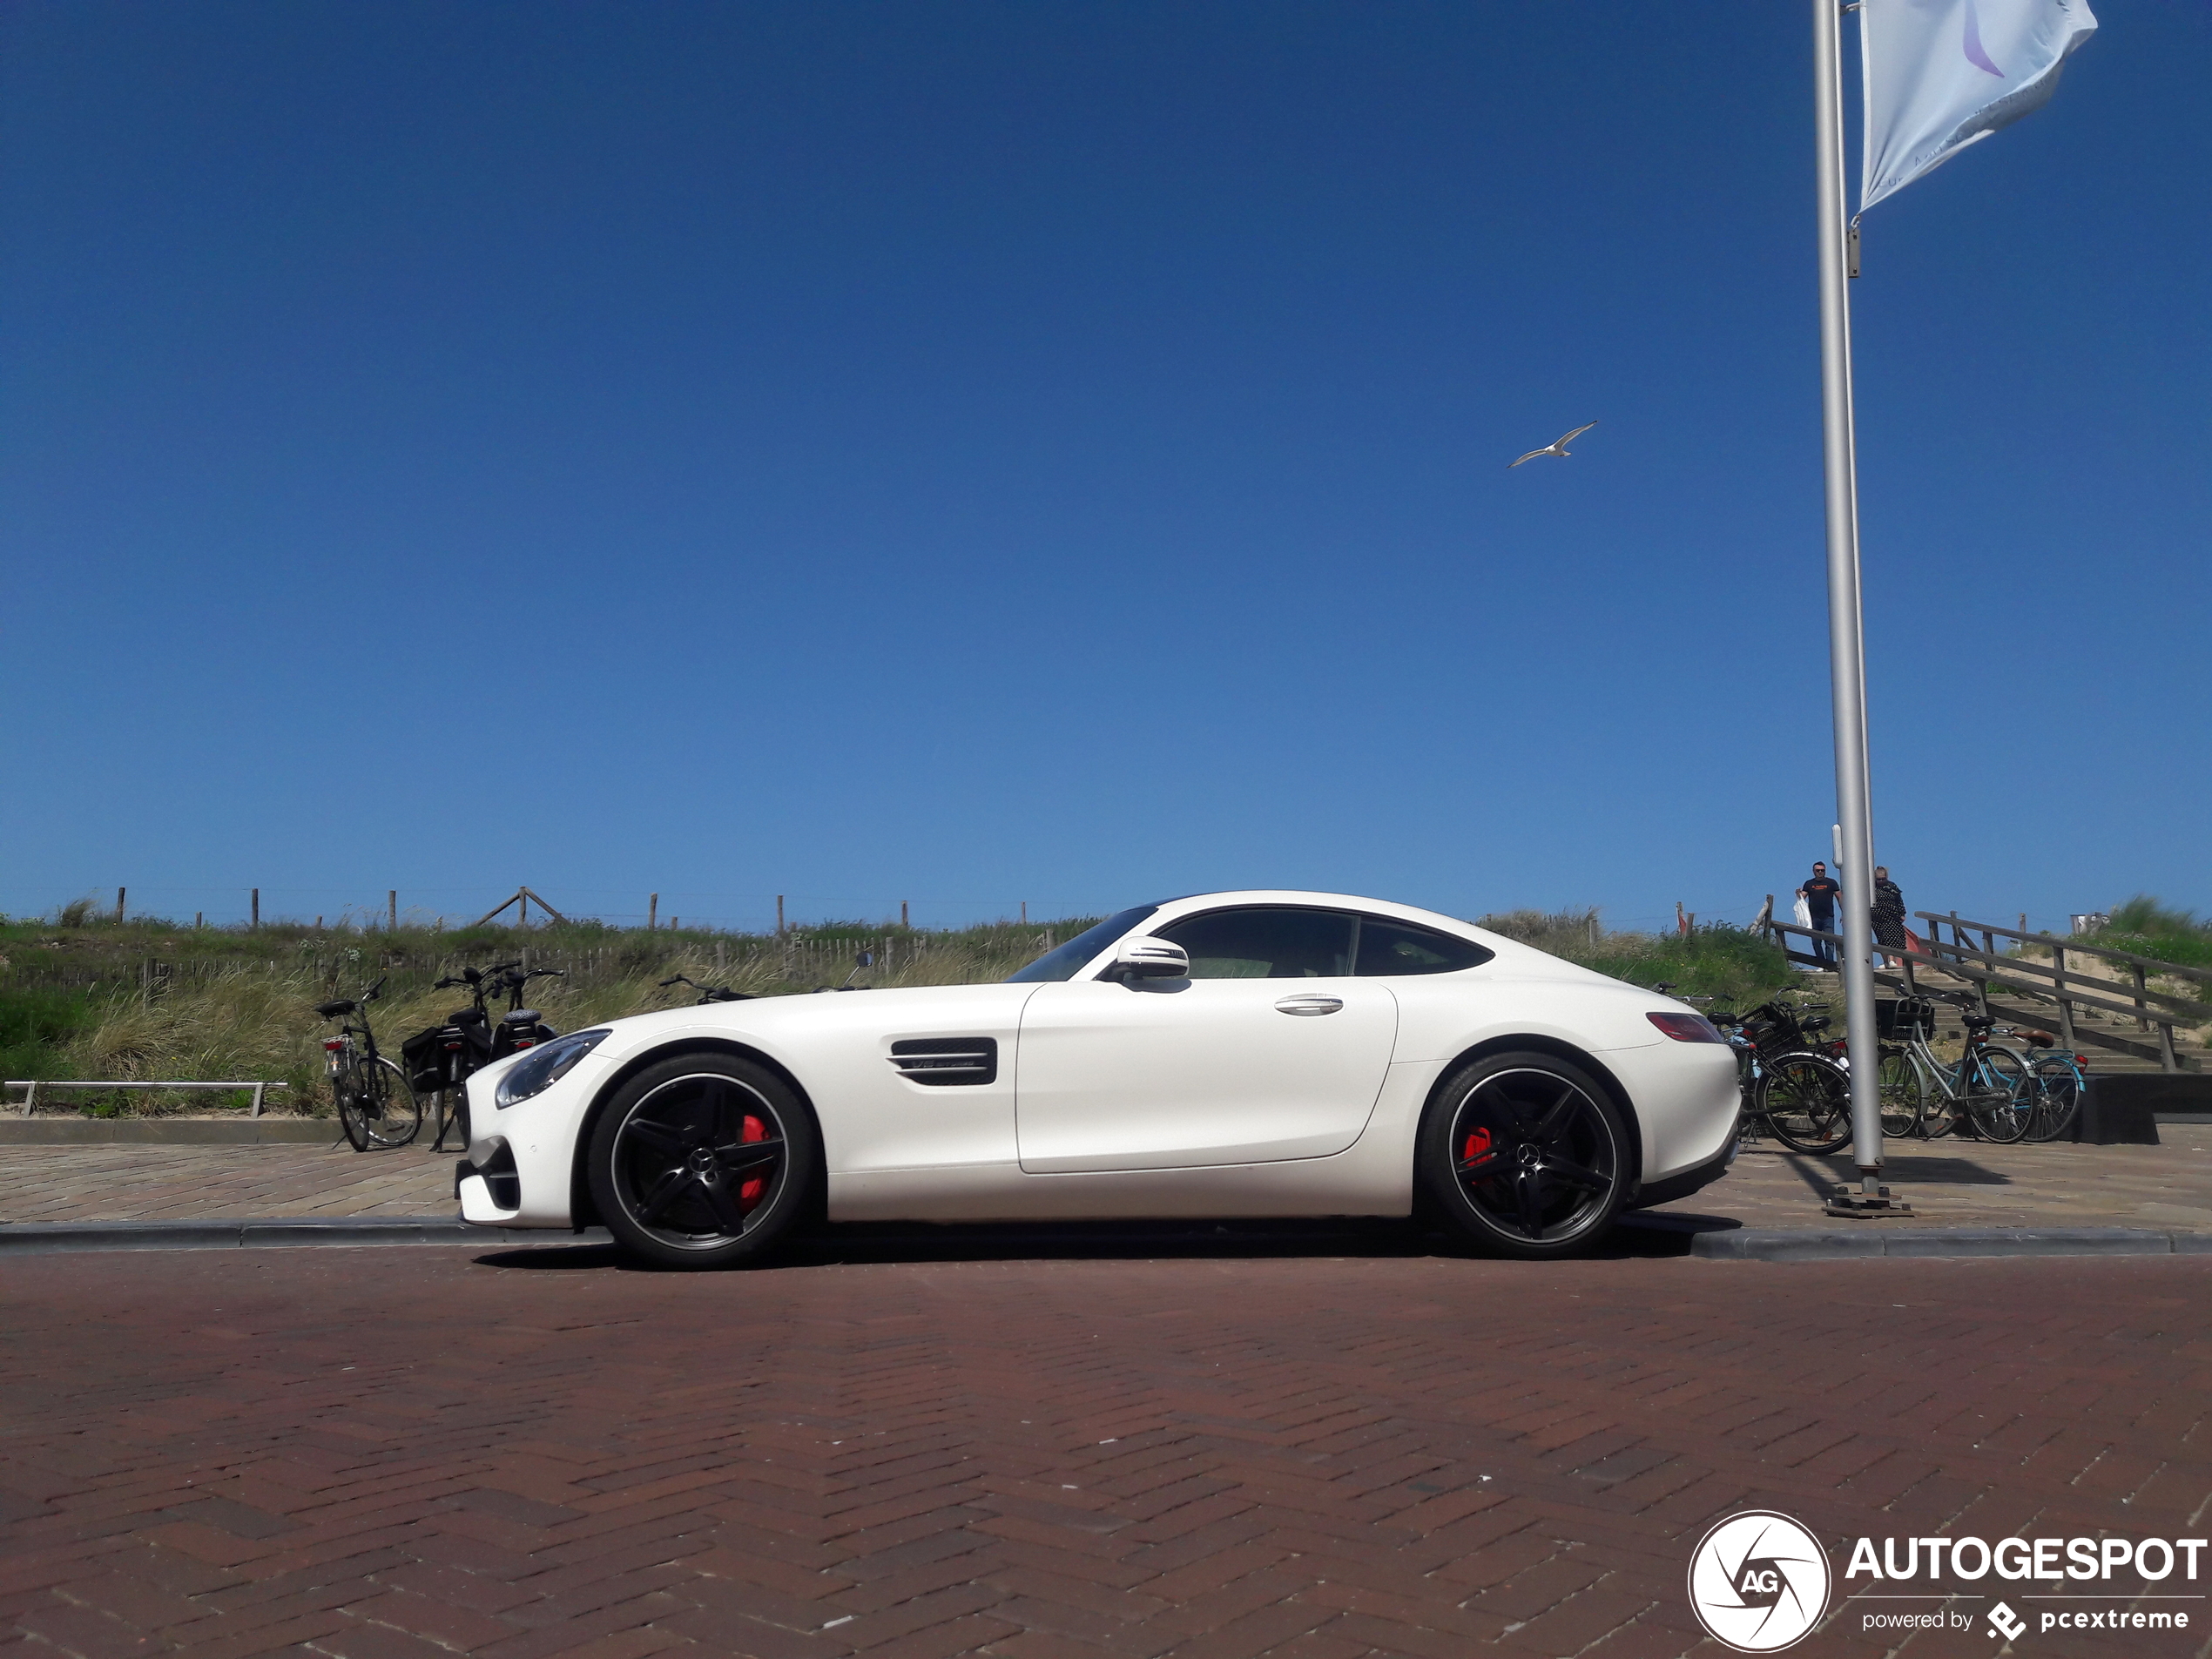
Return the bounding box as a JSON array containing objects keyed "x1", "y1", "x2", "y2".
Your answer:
[{"x1": 1860, "y1": 0, "x2": 2097, "y2": 213}]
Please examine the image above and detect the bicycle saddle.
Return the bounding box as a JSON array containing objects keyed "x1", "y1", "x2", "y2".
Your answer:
[
  {"x1": 450, "y1": 1007, "x2": 487, "y2": 1025},
  {"x1": 1801, "y1": 1015, "x2": 1831, "y2": 1035},
  {"x1": 501, "y1": 1008, "x2": 542, "y2": 1026},
  {"x1": 1962, "y1": 1014, "x2": 1995, "y2": 1030},
  {"x1": 315, "y1": 999, "x2": 355, "y2": 1018}
]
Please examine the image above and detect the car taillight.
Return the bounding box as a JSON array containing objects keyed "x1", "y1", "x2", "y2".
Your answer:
[{"x1": 1647, "y1": 1012, "x2": 1724, "y2": 1043}]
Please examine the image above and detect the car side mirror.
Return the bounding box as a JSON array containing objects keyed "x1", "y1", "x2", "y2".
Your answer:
[{"x1": 1112, "y1": 937, "x2": 1189, "y2": 980}]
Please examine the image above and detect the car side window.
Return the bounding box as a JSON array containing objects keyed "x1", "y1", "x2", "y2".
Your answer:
[
  {"x1": 1155, "y1": 908, "x2": 1358, "y2": 979},
  {"x1": 1354, "y1": 917, "x2": 1494, "y2": 976}
]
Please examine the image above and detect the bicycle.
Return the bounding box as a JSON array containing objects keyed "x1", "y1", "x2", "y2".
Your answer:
[
  {"x1": 659, "y1": 974, "x2": 756, "y2": 1004},
  {"x1": 317, "y1": 979, "x2": 422, "y2": 1151},
  {"x1": 1880, "y1": 994, "x2": 2032, "y2": 1143},
  {"x1": 1703, "y1": 995, "x2": 1851, "y2": 1155},
  {"x1": 2016, "y1": 1034, "x2": 2089, "y2": 1143},
  {"x1": 402, "y1": 961, "x2": 566, "y2": 1150}
]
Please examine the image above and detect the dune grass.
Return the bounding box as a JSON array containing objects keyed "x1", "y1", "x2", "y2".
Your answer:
[
  {"x1": 5, "y1": 901, "x2": 1795, "y2": 1112},
  {"x1": 1475, "y1": 908, "x2": 1796, "y2": 1009}
]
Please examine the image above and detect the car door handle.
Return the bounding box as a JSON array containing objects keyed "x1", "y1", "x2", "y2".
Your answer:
[{"x1": 1274, "y1": 995, "x2": 1344, "y2": 1016}]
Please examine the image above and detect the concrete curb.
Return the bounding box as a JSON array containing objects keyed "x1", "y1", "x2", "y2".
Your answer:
[
  {"x1": 1684, "y1": 1225, "x2": 2212, "y2": 1262},
  {"x1": 0, "y1": 1217, "x2": 610, "y2": 1254}
]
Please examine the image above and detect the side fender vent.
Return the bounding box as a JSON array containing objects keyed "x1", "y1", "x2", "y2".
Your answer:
[{"x1": 889, "y1": 1037, "x2": 998, "y2": 1087}]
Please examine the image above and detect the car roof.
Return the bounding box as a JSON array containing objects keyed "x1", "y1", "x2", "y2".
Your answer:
[{"x1": 1144, "y1": 890, "x2": 1495, "y2": 943}]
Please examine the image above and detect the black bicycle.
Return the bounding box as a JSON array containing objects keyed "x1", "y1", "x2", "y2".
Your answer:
[
  {"x1": 318, "y1": 979, "x2": 421, "y2": 1151},
  {"x1": 1706, "y1": 995, "x2": 1852, "y2": 1155},
  {"x1": 403, "y1": 961, "x2": 565, "y2": 1150},
  {"x1": 659, "y1": 974, "x2": 756, "y2": 1004}
]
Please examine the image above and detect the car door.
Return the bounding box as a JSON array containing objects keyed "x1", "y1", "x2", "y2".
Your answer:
[{"x1": 1015, "y1": 906, "x2": 1398, "y2": 1173}]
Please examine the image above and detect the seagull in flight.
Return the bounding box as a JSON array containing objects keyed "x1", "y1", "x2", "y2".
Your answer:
[{"x1": 1509, "y1": 421, "x2": 1598, "y2": 468}]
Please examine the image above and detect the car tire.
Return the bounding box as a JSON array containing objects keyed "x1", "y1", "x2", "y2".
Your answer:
[
  {"x1": 587, "y1": 1053, "x2": 820, "y2": 1270},
  {"x1": 1418, "y1": 1051, "x2": 1630, "y2": 1259}
]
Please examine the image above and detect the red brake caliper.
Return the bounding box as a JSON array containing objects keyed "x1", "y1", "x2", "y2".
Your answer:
[
  {"x1": 1461, "y1": 1126, "x2": 1494, "y2": 1176},
  {"x1": 740, "y1": 1115, "x2": 769, "y2": 1207}
]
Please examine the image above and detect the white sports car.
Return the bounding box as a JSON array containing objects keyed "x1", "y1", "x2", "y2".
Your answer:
[{"x1": 455, "y1": 892, "x2": 1740, "y2": 1266}]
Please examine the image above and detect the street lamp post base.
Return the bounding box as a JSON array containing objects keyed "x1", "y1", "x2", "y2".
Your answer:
[{"x1": 1823, "y1": 1184, "x2": 1915, "y2": 1218}]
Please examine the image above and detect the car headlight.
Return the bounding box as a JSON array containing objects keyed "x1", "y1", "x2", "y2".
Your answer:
[{"x1": 496, "y1": 1028, "x2": 612, "y2": 1108}]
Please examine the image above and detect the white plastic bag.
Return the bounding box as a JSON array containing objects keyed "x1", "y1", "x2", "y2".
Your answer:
[{"x1": 1793, "y1": 895, "x2": 1813, "y2": 930}]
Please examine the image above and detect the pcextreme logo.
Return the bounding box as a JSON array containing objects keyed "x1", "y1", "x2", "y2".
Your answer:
[{"x1": 1687, "y1": 1511, "x2": 1833, "y2": 1653}]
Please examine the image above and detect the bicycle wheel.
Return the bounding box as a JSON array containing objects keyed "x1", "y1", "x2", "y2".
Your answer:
[
  {"x1": 361, "y1": 1055, "x2": 423, "y2": 1149},
  {"x1": 334, "y1": 1059, "x2": 374, "y2": 1152},
  {"x1": 2024, "y1": 1056, "x2": 2082, "y2": 1143},
  {"x1": 1965, "y1": 1049, "x2": 2032, "y2": 1143},
  {"x1": 1877, "y1": 1049, "x2": 1921, "y2": 1138},
  {"x1": 1758, "y1": 1054, "x2": 1851, "y2": 1154}
]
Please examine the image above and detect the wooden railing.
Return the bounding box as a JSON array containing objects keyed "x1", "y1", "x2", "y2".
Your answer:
[{"x1": 1762, "y1": 917, "x2": 2204, "y2": 1074}]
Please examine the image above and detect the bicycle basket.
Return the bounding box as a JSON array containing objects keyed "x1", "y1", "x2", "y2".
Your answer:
[
  {"x1": 401, "y1": 1026, "x2": 450, "y2": 1096},
  {"x1": 1878, "y1": 996, "x2": 1936, "y2": 1039},
  {"x1": 1743, "y1": 1015, "x2": 1800, "y2": 1058}
]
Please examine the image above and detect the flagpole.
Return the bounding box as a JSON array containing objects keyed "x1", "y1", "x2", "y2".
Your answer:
[{"x1": 1811, "y1": 0, "x2": 1898, "y2": 1213}]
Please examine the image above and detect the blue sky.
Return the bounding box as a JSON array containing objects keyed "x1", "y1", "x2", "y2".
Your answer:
[{"x1": 3, "y1": 1, "x2": 2205, "y2": 935}]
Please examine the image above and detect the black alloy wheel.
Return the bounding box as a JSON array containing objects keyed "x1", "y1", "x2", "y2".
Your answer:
[
  {"x1": 1419, "y1": 1053, "x2": 1629, "y2": 1258},
  {"x1": 587, "y1": 1054, "x2": 819, "y2": 1268}
]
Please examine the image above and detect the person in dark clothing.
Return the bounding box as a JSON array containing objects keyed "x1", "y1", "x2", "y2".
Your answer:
[
  {"x1": 1871, "y1": 867, "x2": 1907, "y2": 966},
  {"x1": 1799, "y1": 861, "x2": 1841, "y2": 967}
]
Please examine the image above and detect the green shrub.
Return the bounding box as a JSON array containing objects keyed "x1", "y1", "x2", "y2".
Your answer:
[
  {"x1": 0, "y1": 987, "x2": 98, "y2": 1082},
  {"x1": 2083, "y1": 896, "x2": 2212, "y2": 999}
]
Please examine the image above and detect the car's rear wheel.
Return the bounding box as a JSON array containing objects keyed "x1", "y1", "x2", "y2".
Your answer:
[
  {"x1": 1419, "y1": 1053, "x2": 1629, "y2": 1258},
  {"x1": 587, "y1": 1054, "x2": 819, "y2": 1269}
]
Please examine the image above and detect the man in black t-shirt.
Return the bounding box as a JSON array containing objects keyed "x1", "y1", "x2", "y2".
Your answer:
[{"x1": 1799, "y1": 861, "x2": 1841, "y2": 967}]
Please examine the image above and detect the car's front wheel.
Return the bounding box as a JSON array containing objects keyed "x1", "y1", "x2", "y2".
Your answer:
[
  {"x1": 1419, "y1": 1052, "x2": 1630, "y2": 1258},
  {"x1": 587, "y1": 1054, "x2": 819, "y2": 1269}
]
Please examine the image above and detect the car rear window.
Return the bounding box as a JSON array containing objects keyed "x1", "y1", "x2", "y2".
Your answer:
[{"x1": 1354, "y1": 917, "x2": 1494, "y2": 976}]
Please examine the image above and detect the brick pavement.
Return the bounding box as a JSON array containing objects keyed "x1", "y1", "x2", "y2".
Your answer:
[{"x1": 2, "y1": 1245, "x2": 2209, "y2": 1658}]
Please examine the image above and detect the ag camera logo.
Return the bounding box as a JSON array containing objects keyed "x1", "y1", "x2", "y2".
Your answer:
[{"x1": 1688, "y1": 1511, "x2": 1832, "y2": 1652}]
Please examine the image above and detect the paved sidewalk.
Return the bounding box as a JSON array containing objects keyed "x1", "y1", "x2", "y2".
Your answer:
[
  {"x1": 1646, "y1": 1123, "x2": 2212, "y2": 1234},
  {"x1": 0, "y1": 1142, "x2": 457, "y2": 1222},
  {"x1": 3, "y1": 1128, "x2": 2209, "y2": 1237}
]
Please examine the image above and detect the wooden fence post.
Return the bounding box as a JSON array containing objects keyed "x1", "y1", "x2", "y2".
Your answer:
[
  {"x1": 777, "y1": 895, "x2": 786, "y2": 937},
  {"x1": 389, "y1": 891, "x2": 398, "y2": 931},
  {"x1": 901, "y1": 900, "x2": 909, "y2": 928},
  {"x1": 252, "y1": 889, "x2": 260, "y2": 928},
  {"x1": 116, "y1": 887, "x2": 126, "y2": 924},
  {"x1": 2052, "y1": 943, "x2": 2076, "y2": 1049},
  {"x1": 648, "y1": 894, "x2": 658, "y2": 931}
]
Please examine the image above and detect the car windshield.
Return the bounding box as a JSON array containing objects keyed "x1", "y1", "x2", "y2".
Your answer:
[{"x1": 1005, "y1": 906, "x2": 1158, "y2": 982}]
